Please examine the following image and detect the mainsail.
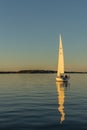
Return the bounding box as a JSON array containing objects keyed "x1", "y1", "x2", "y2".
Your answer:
[{"x1": 57, "y1": 35, "x2": 64, "y2": 77}]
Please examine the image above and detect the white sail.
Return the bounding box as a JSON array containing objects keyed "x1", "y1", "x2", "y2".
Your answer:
[{"x1": 57, "y1": 35, "x2": 64, "y2": 77}]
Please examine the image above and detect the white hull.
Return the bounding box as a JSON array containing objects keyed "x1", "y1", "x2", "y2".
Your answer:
[{"x1": 56, "y1": 77, "x2": 68, "y2": 82}]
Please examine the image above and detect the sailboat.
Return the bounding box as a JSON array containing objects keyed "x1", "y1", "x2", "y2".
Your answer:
[{"x1": 56, "y1": 35, "x2": 69, "y2": 82}]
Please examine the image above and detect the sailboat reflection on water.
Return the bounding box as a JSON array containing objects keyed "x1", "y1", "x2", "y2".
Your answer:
[{"x1": 56, "y1": 82, "x2": 69, "y2": 124}]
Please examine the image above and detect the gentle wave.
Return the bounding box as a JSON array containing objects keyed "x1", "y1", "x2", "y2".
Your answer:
[{"x1": 0, "y1": 74, "x2": 87, "y2": 130}]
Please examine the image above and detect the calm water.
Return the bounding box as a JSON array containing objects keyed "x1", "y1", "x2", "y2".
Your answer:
[{"x1": 0, "y1": 74, "x2": 87, "y2": 130}]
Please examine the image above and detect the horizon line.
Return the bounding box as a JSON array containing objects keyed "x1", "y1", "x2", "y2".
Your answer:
[{"x1": 0, "y1": 69, "x2": 87, "y2": 74}]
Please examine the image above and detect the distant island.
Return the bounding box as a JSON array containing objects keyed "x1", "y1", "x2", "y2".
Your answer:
[
  {"x1": 0, "y1": 70, "x2": 87, "y2": 74},
  {"x1": 0, "y1": 70, "x2": 56, "y2": 74}
]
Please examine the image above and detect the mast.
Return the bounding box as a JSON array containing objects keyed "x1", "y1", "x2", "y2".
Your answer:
[{"x1": 57, "y1": 35, "x2": 64, "y2": 77}]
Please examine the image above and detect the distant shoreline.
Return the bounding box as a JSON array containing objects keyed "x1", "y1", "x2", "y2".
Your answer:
[{"x1": 0, "y1": 70, "x2": 87, "y2": 74}]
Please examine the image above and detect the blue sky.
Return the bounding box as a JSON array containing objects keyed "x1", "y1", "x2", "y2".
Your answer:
[{"x1": 0, "y1": 0, "x2": 87, "y2": 71}]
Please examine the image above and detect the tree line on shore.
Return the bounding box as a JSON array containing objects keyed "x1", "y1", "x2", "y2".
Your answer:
[{"x1": 0, "y1": 70, "x2": 87, "y2": 74}]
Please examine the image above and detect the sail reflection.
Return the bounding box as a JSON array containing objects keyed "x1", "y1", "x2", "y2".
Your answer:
[{"x1": 56, "y1": 82, "x2": 67, "y2": 124}]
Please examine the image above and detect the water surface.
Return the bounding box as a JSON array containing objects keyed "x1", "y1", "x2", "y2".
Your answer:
[{"x1": 0, "y1": 74, "x2": 87, "y2": 130}]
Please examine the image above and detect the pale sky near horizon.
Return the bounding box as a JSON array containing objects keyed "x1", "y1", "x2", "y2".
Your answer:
[{"x1": 0, "y1": 0, "x2": 87, "y2": 71}]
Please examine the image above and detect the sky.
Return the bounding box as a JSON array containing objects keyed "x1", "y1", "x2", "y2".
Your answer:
[{"x1": 0, "y1": 0, "x2": 87, "y2": 71}]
